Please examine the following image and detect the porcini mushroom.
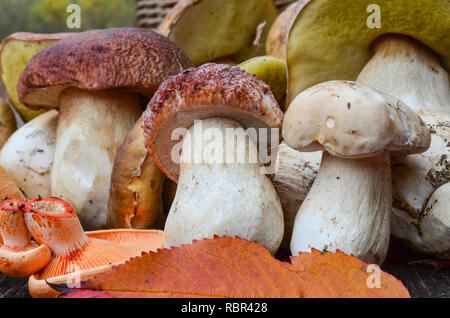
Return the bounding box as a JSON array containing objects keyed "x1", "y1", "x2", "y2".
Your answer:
[
  {"x1": 18, "y1": 28, "x2": 191, "y2": 229},
  {"x1": 143, "y1": 63, "x2": 284, "y2": 254},
  {"x1": 283, "y1": 80, "x2": 431, "y2": 264},
  {"x1": 0, "y1": 110, "x2": 58, "y2": 199},
  {"x1": 23, "y1": 197, "x2": 165, "y2": 298},
  {"x1": 356, "y1": 35, "x2": 450, "y2": 258},
  {"x1": 286, "y1": 0, "x2": 449, "y2": 258},
  {"x1": 0, "y1": 199, "x2": 51, "y2": 277}
]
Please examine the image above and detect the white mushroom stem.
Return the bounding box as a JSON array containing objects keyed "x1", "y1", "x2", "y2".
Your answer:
[
  {"x1": 273, "y1": 142, "x2": 321, "y2": 248},
  {"x1": 357, "y1": 36, "x2": 449, "y2": 114},
  {"x1": 291, "y1": 151, "x2": 391, "y2": 264},
  {"x1": 164, "y1": 117, "x2": 284, "y2": 254},
  {"x1": 51, "y1": 88, "x2": 141, "y2": 230},
  {"x1": 357, "y1": 35, "x2": 450, "y2": 258}
]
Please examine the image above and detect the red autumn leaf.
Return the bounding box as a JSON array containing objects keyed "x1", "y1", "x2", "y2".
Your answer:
[{"x1": 57, "y1": 236, "x2": 410, "y2": 298}]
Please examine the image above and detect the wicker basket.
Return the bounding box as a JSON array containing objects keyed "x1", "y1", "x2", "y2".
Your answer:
[{"x1": 136, "y1": 0, "x2": 297, "y2": 29}]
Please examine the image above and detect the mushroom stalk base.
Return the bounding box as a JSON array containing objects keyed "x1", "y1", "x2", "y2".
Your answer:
[
  {"x1": 164, "y1": 117, "x2": 284, "y2": 254},
  {"x1": 291, "y1": 151, "x2": 391, "y2": 264},
  {"x1": 51, "y1": 88, "x2": 141, "y2": 230}
]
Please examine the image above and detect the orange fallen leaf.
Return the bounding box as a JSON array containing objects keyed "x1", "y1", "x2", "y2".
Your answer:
[{"x1": 56, "y1": 236, "x2": 410, "y2": 298}]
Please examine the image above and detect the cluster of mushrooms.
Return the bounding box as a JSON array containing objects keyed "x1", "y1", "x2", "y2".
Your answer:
[{"x1": 0, "y1": 0, "x2": 448, "y2": 297}]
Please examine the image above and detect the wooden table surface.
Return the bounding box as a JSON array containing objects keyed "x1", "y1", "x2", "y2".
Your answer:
[{"x1": 1, "y1": 237, "x2": 448, "y2": 298}]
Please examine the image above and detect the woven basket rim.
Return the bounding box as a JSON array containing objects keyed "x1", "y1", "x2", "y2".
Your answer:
[{"x1": 136, "y1": 0, "x2": 297, "y2": 28}]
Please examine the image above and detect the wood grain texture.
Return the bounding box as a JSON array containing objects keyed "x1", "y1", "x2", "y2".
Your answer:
[
  {"x1": 382, "y1": 237, "x2": 450, "y2": 298},
  {"x1": 0, "y1": 275, "x2": 29, "y2": 298}
]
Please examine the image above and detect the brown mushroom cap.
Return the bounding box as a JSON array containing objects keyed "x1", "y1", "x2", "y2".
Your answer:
[
  {"x1": 283, "y1": 81, "x2": 431, "y2": 159},
  {"x1": 18, "y1": 28, "x2": 193, "y2": 111},
  {"x1": 142, "y1": 63, "x2": 283, "y2": 181},
  {"x1": 0, "y1": 32, "x2": 70, "y2": 77}
]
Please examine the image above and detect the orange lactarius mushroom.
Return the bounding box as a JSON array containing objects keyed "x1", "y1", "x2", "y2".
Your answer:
[
  {"x1": 23, "y1": 197, "x2": 165, "y2": 298},
  {"x1": 0, "y1": 199, "x2": 51, "y2": 277}
]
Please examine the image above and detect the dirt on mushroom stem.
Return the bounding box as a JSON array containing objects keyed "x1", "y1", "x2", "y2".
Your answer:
[{"x1": 164, "y1": 117, "x2": 284, "y2": 254}]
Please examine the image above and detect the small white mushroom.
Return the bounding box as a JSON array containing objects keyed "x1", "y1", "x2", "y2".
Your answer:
[
  {"x1": 0, "y1": 110, "x2": 57, "y2": 199},
  {"x1": 142, "y1": 63, "x2": 284, "y2": 254},
  {"x1": 283, "y1": 80, "x2": 431, "y2": 264}
]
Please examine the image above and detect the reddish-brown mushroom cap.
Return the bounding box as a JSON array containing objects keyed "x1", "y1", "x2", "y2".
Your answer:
[
  {"x1": 23, "y1": 197, "x2": 165, "y2": 298},
  {"x1": 0, "y1": 199, "x2": 51, "y2": 277},
  {"x1": 17, "y1": 28, "x2": 193, "y2": 111},
  {"x1": 142, "y1": 63, "x2": 284, "y2": 181}
]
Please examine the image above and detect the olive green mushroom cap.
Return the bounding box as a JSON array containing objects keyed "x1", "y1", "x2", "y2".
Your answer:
[{"x1": 287, "y1": 0, "x2": 450, "y2": 101}]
